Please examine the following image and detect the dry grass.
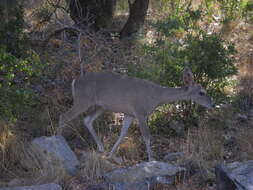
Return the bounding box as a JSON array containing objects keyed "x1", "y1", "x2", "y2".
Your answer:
[
  {"x1": 0, "y1": 121, "x2": 28, "y2": 182},
  {"x1": 117, "y1": 136, "x2": 143, "y2": 162},
  {"x1": 1, "y1": 2, "x2": 252, "y2": 189},
  {"x1": 183, "y1": 122, "x2": 225, "y2": 179},
  {"x1": 237, "y1": 127, "x2": 253, "y2": 160},
  {"x1": 0, "y1": 121, "x2": 70, "y2": 188},
  {"x1": 0, "y1": 121, "x2": 16, "y2": 166},
  {"x1": 65, "y1": 150, "x2": 116, "y2": 189},
  {"x1": 79, "y1": 151, "x2": 116, "y2": 180},
  {"x1": 237, "y1": 52, "x2": 253, "y2": 111},
  {"x1": 153, "y1": 174, "x2": 216, "y2": 190},
  {"x1": 102, "y1": 129, "x2": 144, "y2": 164}
]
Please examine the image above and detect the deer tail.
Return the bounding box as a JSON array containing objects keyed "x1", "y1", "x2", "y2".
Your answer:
[{"x1": 71, "y1": 79, "x2": 76, "y2": 98}]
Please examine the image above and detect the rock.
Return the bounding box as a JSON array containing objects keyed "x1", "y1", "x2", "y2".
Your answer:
[
  {"x1": 108, "y1": 181, "x2": 150, "y2": 190},
  {"x1": 216, "y1": 165, "x2": 237, "y2": 190},
  {"x1": 105, "y1": 161, "x2": 185, "y2": 183},
  {"x1": 215, "y1": 160, "x2": 253, "y2": 190},
  {"x1": 101, "y1": 180, "x2": 164, "y2": 190},
  {"x1": 7, "y1": 178, "x2": 27, "y2": 187},
  {"x1": 104, "y1": 161, "x2": 185, "y2": 190},
  {"x1": 21, "y1": 136, "x2": 79, "y2": 176},
  {"x1": 86, "y1": 183, "x2": 108, "y2": 190},
  {"x1": 164, "y1": 152, "x2": 184, "y2": 161},
  {"x1": 0, "y1": 183, "x2": 62, "y2": 190}
]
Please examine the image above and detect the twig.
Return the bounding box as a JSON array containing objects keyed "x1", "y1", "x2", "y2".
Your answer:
[
  {"x1": 34, "y1": 0, "x2": 61, "y2": 29},
  {"x1": 78, "y1": 32, "x2": 85, "y2": 76}
]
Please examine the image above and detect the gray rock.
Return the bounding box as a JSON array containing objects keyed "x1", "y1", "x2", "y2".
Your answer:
[
  {"x1": 22, "y1": 136, "x2": 79, "y2": 176},
  {"x1": 215, "y1": 160, "x2": 253, "y2": 190},
  {"x1": 86, "y1": 183, "x2": 108, "y2": 190},
  {"x1": 0, "y1": 183, "x2": 62, "y2": 190},
  {"x1": 104, "y1": 161, "x2": 185, "y2": 190},
  {"x1": 108, "y1": 181, "x2": 150, "y2": 190},
  {"x1": 164, "y1": 152, "x2": 184, "y2": 161},
  {"x1": 7, "y1": 178, "x2": 26, "y2": 187}
]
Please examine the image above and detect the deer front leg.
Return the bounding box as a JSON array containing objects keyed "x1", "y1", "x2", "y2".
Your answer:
[
  {"x1": 58, "y1": 105, "x2": 85, "y2": 135},
  {"x1": 138, "y1": 116, "x2": 154, "y2": 161},
  {"x1": 84, "y1": 108, "x2": 105, "y2": 152},
  {"x1": 108, "y1": 115, "x2": 133, "y2": 158}
]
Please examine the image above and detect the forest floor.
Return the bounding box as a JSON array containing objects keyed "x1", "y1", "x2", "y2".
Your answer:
[{"x1": 1, "y1": 3, "x2": 253, "y2": 190}]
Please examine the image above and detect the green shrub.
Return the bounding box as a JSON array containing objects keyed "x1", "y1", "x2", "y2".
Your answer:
[
  {"x1": 0, "y1": 1, "x2": 25, "y2": 57},
  {"x1": 130, "y1": 31, "x2": 237, "y2": 102},
  {"x1": 0, "y1": 46, "x2": 41, "y2": 121},
  {"x1": 242, "y1": 0, "x2": 253, "y2": 23},
  {"x1": 0, "y1": 1, "x2": 42, "y2": 122},
  {"x1": 128, "y1": 7, "x2": 237, "y2": 128}
]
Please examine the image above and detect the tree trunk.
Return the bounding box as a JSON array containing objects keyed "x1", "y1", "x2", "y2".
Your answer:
[
  {"x1": 68, "y1": 0, "x2": 116, "y2": 30},
  {"x1": 120, "y1": 0, "x2": 149, "y2": 39}
]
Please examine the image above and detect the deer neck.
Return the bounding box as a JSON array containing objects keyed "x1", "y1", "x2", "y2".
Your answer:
[{"x1": 157, "y1": 86, "x2": 189, "y2": 106}]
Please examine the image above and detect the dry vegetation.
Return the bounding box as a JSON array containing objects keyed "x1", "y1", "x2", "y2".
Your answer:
[{"x1": 0, "y1": 0, "x2": 253, "y2": 189}]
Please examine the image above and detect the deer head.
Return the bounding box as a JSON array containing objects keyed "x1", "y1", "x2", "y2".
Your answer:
[{"x1": 183, "y1": 67, "x2": 214, "y2": 108}]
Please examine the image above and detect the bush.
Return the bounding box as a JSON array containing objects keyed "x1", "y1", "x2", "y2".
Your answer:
[
  {"x1": 128, "y1": 8, "x2": 237, "y2": 128},
  {"x1": 0, "y1": 1, "x2": 25, "y2": 57},
  {"x1": 0, "y1": 1, "x2": 42, "y2": 122},
  {"x1": 242, "y1": 0, "x2": 253, "y2": 23},
  {"x1": 130, "y1": 31, "x2": 237, "y2": 102},
  {"x1": 0, "y1": 46, "x2": 41, "y2": 121}
]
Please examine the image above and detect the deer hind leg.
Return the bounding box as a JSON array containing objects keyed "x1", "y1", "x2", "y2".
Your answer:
[
  {"x1": 108, "y1": 115, "x2": 133, "y2": 158},
  {"x1": 137, "y1": 116, "x2": 154, "y2": 161},
  {"x1": 58, "y1": 104, "x2": 88, "y2": 135},
  {"x1": 83, "y1": 108, "x2": 105, "y2": 152}
]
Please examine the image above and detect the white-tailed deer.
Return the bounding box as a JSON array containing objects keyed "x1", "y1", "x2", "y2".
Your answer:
[{"x1": 58, "y1": 67, "x2": 214, "y2": 161}]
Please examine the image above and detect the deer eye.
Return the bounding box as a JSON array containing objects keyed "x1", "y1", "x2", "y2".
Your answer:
[{"x1": 199, "y1": 92, "x2": 205, "y2": 96}]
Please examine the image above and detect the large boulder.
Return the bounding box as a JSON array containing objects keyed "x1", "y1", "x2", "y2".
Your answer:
[
  {"x1": 215, "y1": 160, "x2": 253, "y2": 190},
  {"x1": 21, "y1": 136, "x2": 79, "y2": 176},
  {"x1": 0, "y1": 183, "x2": 62, "y2": 190},
  {"x1": 104, "y1": 161, "x2": 185, "y2": 190}
]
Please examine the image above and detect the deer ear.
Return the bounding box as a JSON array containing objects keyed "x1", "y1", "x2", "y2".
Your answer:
[{"x1": 183, "y1": 67, "x2": 194, "y2": 86}]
